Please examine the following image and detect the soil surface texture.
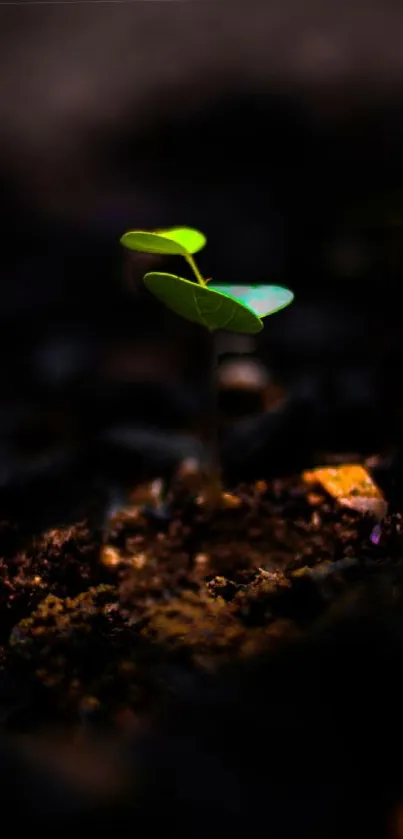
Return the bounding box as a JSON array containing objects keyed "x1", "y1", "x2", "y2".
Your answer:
[{"x1": 1, "y1": 467, "x2": 403, "y2": 839}]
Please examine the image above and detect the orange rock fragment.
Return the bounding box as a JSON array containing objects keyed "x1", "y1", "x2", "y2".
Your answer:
[
  {"x1": 100, "y1": 546, "x2": 122, "y2": 568},
  {"x1": 303, "y1": 464, "x2": 387, "y2": 520}
]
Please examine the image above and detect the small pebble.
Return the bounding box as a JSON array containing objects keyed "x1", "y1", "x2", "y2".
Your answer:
[
  {"x1": 101, "y1": 546, "x2": 122, "y2": 568},
  {"x1": 221, "y1": 492, "x2": 242, "y2": 509}
]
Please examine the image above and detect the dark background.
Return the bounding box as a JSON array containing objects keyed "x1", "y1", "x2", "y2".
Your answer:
[{"x1": 1, "y1": 0, "x2": 403, "y2": 503}]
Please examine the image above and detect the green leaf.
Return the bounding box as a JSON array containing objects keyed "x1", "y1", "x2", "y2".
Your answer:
[
  {"x1": 208, "y1": 284, "x2": 294, "y2": 317},
  {"x1": 143, "y1": 272, "x2": 263, "y2": 333},
  {"x1": 120, "y1": 226, "x2": 206, "y2": 255}
]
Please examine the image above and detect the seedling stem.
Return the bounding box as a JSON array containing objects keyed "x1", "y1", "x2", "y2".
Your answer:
[{"x1": 185, "y1": 253, "x2": 206, "y2": 286}]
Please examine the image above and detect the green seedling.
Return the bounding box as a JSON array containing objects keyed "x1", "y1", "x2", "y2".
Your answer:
[
  {"x1": 120, "y1": 226, "x2": 294, "y2": 506},
  {"x1": 120, "y1": 226, "x2": 293, "y2": 333}
]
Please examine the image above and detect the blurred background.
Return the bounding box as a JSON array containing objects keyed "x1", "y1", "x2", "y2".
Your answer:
[{"x1": 1, "y1": 0, "x2": 403, "y2": 510}]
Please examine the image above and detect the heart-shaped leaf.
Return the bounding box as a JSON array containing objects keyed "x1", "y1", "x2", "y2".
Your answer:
[
  {"x1": 208, "y1": 284, "x2": 294, "y2": 317},
  {"x1": 120, "y1": 226, "x2": 206, "y2": 255},
  {"x1": 143, "y1": 272, "x2": 263, "y2": 333}
]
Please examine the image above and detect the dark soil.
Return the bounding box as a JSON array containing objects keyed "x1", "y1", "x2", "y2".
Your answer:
[{"x1": 1, "y1": 467, "x2": 403, "y2": 838}]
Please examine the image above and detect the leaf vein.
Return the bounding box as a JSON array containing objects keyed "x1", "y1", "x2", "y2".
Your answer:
[{"x1": 193, "y1": 289, "x2": 209, "y2": 328}]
